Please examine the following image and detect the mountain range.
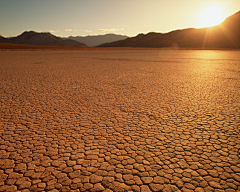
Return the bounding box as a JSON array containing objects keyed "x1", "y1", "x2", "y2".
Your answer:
[
  {"x1": 99, "y1": 11, "x2": 240, "y2": 49},
  {"x1": 1, "y1": 10, "x2": 239, "y2": 49},
  {"x1": 68, "y1": 34, "x2": 128, "y2": 47},
  {"x1": 0, "y1": 31, "x2": 86, "y2": 47},
  {"x1": 0, "y1": 32, "x2": 128, "y2": 47}
]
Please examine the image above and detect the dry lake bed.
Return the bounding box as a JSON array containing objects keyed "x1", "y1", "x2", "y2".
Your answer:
[{"x1": 0, "y1": 50, "x2": 240, "y2": 192}]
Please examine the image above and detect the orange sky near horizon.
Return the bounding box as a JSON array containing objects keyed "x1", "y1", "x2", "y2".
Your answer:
[{"x1": 0, "y1": 0, "x2": 239, "y2": 37}]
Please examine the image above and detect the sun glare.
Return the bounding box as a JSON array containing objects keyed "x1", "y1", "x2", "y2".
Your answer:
[{"x1": 198, "y1": 5, "x2": 226, "y2": 28}]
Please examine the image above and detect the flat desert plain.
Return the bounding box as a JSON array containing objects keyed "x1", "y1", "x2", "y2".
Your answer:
[{"x1": 0, "y1": 50, "x2": 240, "y2": 192}]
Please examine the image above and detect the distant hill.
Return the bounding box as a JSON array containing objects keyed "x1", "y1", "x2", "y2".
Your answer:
[
  {"x1": 0, "y1": 31, "x2": 86, "y2": 47},
  {"x1": 99, "y1": 11, "x2": 240, "y2": 49},
  {"x1": 68, "y1": 34, "x2": 128, "y2": 47},
  {"x1": 0, "y1": 35, "x2": 12, "y2": 43}
]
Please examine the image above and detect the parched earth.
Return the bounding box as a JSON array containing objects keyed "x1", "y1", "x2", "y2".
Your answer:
[{"x1": 0, "y1": 50, "x2": 239, "y2": 192}]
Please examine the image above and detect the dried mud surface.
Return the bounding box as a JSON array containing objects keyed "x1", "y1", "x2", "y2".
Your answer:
[{"x1": 0, "y1": 50, "x2": 240, "y2": 192}]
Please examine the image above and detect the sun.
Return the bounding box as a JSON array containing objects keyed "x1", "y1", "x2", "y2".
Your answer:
[{"x1": 198, "y1": 5, "x2": 226, "y2": 28}]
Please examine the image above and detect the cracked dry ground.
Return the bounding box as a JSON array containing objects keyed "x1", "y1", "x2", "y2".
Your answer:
[{"x1": 0, "y1": 50, "x2": 240, "y2": 192}]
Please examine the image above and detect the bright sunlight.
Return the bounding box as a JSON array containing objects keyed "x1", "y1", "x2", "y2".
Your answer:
[{"x1": 198, "y1": 4, "x2": 226, "y2": 28}]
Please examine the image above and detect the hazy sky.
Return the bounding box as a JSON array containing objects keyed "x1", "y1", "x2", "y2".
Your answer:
[{"x1": 0, "y1": 0, "x2": 239, "y2": 37}]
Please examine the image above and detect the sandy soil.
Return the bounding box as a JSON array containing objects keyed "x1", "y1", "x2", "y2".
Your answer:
[{"x1": 0, "y1": 50, "x2": 240, "y2": 191}]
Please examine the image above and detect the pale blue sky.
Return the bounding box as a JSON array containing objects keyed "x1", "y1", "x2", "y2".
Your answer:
[{"x1": 0, "y1": 0, "x2": 239, "y2": 37}]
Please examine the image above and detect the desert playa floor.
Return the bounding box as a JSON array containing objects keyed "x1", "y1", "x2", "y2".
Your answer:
[{"x1": 0, "y1": 50, "x2": 240, "y2": 192}]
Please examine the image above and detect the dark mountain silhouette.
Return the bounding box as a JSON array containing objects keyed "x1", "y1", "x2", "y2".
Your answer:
[
  {"x1": 99, "y1": 11, "x2": 240, "y2": 49},
  {"x1": 68, "y1": 34, "x2": 128, "y2": 47},
  {"x1": 0, "y1": 31, "x2": 86, "y2": 47},
  {"x1": 0, "y1": 35, "x2": 12, "y2": 43}
]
